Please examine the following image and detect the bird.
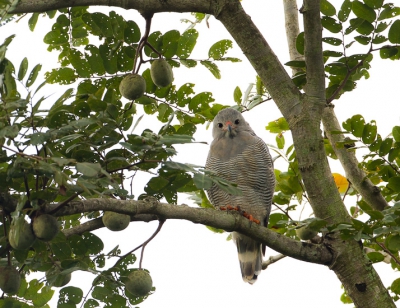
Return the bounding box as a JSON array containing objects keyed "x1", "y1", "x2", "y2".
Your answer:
[{"x1": 205, "y1": 108, "x2": 275, "y2": 284}]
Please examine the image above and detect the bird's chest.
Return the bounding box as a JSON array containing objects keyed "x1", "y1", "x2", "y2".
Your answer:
[{"x1": 209, "y1": 135, "x2": 256, "y2": 162}]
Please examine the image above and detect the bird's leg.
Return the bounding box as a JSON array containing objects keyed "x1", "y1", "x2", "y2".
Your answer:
[{"x1": 219, "y1": 205, "x2": 260, "y2": 224}]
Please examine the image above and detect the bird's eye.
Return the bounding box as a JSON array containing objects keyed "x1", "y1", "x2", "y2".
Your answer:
[
  {"x1": 218, "y1": 123, "x2": 223, "y2": 128},
  {"x1": 234, "y1": 119, "x2": 240, "y2": 125}
]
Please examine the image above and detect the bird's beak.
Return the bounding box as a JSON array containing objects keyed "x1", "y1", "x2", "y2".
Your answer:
[{"x1": 225, "y1": 121, "x2": 235, "y2": 137}]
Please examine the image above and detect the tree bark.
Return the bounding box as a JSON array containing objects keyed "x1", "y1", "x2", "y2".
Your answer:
[
  {"x1": 283, "y1": 0, "x2": 303, "y2": 76},
  {"x1": 51, "y1": 198, "x2": 332, "y2": 265}
]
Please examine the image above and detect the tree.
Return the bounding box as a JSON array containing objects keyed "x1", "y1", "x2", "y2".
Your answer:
[{"x1": 0, "y1": 0, "x2": 400, "y2": 306}]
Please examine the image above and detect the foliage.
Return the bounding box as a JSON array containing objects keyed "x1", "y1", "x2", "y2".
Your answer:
[{"x1": 0, "y1": 1, "x2": 399, "y2": 306}]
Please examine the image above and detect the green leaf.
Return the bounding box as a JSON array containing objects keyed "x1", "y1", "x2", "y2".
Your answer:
[
  {"x1": 208, "y1": 39, "x2": 233, "y2": 60},
  {"x1": 85, "y1": 45, "x2": 106, "y2": 75},
  {"x1": 110, "y1": 11, "x2": 125, "y2": 41},
  {"x1": 45, "y1": 68, "x2": 78, "y2": 85},
  {"x1": 18, "y1": 57, "x2": 28, "y2": 81},
  {"x1": 393, "y1": 126, "x2": 400, "y2": 142},
  {"x1": 200, "y1": 60, "x2": 221, "y2": 79},
  {"x1": 26, "y1": 64, "x2": 42, "y2": 87},
  {"x1": 284, "y1": 60, "x2": 306, "y2": 67},
  {"x1": 388, "y1": 176, "x2": 400, "y2": 192},
  {"x1": 233, "y1": 86, "x2": 242, "y2": 104},
  {"x1": 322, "y1": 37, "x2": 342, "y2": 46},
  {"x1": 380, "y1": 46, "x2": 398, "y2": 59},
  {"x1": 76, "y1": 162, "x2": 101, "y2": 177},
  {"x1": 362, "y1": 122, "x2": 377, "y2": 144},
  {"x1": 162, "y1": 30, "x2": 180, "y2": 58},
  {"x1": 351, "y1": 114, "x2": 365, "y2": 137},
  {"x1": 356, "y1": 20, "x2": 374, "y2": 35},
  {"x1": 157, "y1": 134, "x2": 194, "y2": 145},
  {"x1": 352, "y1": 1, "x2": 376, "y2": 23},
  {"x1": 193, "y1": 173, "x2": 213, "y2": 190},
  {"x1": 32, "y1": 286, "x2": 54, "y2": 307},
  {"x1": 389, "y1": 20, "x2": 400, "y2": 44},
  {"x1": 99, "y1": 44, "x2": 118, "y2": 74},
  {"x1": 323, "y1": 50, "x2": 343, "y2": 57},
  {"x1": 265, "y1": 117, "x2": 290, "y2": 133},
  {"x1": 124, "y1": 20, "x2": 141, "y2": 44},
  {"x1": 59, "y1": 286, "x2": 83, "y2": 305},
  {"x1": 157, "y1": 103, "x2": 173, "y2": 123},
  {"x1": 366, "y1": 251, "x2": 384, "y2": 263},
  {"x1": 276, "y1": 134, "x2": 285, "y2": 149},
  {"x1": 43, "y1": 30, "x2": 68, "y2": 45},
  {"x1": 91, "y1": 12, "x2": 113, "y2": 37},
  {"x1": 28, "y1": 13, "x2": 39, "y2": 31},
  {"x1": 388, "y1": 234, "x2": 400, "y2": 250},
  {"x1": 391, "y1": 278, "x2": 400, "y2": 294},
  {"x1": 69, "y1": 48, "x2": 92, "y2": 78},
  {"x1": 180, "y1": 59, "x2": 197, "y2": 68},
  {"x1": 372, "y1": 35, "x2": 387, "y2": 44},
  {"x1": 376, "y1": 21, "x2": 390, "y2": 33},
  {"x1": 379, "y1": 138, "x2": 393, "y2": 156},
  {"x1": 365, "y1": 0, "x2": 383, "y2": 9},
  {"x1": 320, "y1": 0, "x2": 336, "y2": 16},
  {"x1": 338, "y1": 0, "x2": 352, "y2": 22},
  {"x1": 354, "y1": 35, "x2": 371, "y2": 45},
  {"x1": 176, "y1": 29, "x2": 198, "y2": 58},
  {"x1": 378, "y1": 7, "x2": 400, "y2": 21},
  {"x1": 321, "y1": 16, "x2": 342, "y2": 33},
  {"x1": 296, "y1": 32, "x2": 304, "y2": 55}
]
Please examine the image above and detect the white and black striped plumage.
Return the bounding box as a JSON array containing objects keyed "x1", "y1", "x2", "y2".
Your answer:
[{"x1": 206, "y1": 108, "x2": 275, "y2": 284}]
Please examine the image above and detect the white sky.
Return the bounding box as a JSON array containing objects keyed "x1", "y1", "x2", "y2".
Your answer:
[{"x1": 2, "y1": 1, "x2": 400, "y2": 307}]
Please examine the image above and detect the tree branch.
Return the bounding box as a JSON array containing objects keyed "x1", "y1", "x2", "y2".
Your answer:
[
  {"x1": 215, "y1": 1, "x2": 302, "y2": 122},
  {"x1": 262, "y1": 253, "x2": 286, "y2": 270},
  {"x1": 62, "y1": 214, "x2": 158, "y2": 237},
  {"x1": 322, "y1": 106, "x2": 388, "y2": 211},
  {"x1": 11, "y1": 0, "x2": 214, "y2": 15},
  {"x1": 49, "y1": 198, "x2": 333, "y2": 265},
  {"x1": 283, "y1": 0, "x2": 303, "y2": 76}
]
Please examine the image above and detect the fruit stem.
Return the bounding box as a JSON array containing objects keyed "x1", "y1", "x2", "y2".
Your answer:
[{"x1": 132, "y1": 14, "x2": 163, "y2": 74}]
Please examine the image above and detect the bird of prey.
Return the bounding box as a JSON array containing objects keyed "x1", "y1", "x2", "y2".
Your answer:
[{"x1": 206, "y1": 108, "x2": 275, "y2": 284}]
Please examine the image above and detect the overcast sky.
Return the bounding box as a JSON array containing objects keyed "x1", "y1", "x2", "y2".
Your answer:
[{"x1": 2, "y1": 1, "x2": 400, "y2": 307}]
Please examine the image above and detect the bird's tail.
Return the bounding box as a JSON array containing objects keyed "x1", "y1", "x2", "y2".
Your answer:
[{"x1": 232, "y1": 232, "x2": 262, "y2": 284}]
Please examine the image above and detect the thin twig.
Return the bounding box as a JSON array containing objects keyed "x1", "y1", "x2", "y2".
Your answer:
[
  {"x1": 48, "y1": 192, "x2": 81, "y2": 215},
  {"x1": 262, "y1": 254, "x2": 286, "y2": 270},
  {"x1": 114, "y1": 219, "x2": 165, "y2": 269},
  {"x1": 376, "y1": 241, "x2": 400, "y2": 266},
  {"x1": 273, "y1": 202, "x2": 294, "y2": 221}
]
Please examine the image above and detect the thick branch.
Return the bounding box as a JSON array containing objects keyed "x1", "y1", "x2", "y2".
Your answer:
[
  {"x1": 322, "y1": 106, "x2": 388, "y2": 211},
  {"x1": 49, "y1": 198, "x2": 332, "y2": 265},
  {"x1": 283, "y1": 0, "x2": 303, "y2": 76},
  {"x1": 302, "y1": 0, "x2": 325, "y2": 100},
  {"x1": 215, "y1": 1, "x2": 302, "y2": 121},
  {"x1": 11, "y1": 0, "x2": 213, "y2": 14},
  {"x1": 281, "y1": 1, "x2": 388, "y2": 211},
  {"x1": 61, "y1": 214, "x2": 158, "y2": 237}
]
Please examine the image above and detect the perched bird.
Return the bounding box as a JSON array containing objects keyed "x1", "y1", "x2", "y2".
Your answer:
[{"x1": 206, "y1": 108, "x2": 275, "y2": 284}]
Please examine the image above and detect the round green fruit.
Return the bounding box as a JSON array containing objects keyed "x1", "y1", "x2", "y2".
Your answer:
[
  {"x1": 296, "y1": 225, "x2": 317, "y2": 241},
  {"x1": 32, "y1": 214, "x2": 59, "y2": 242},
  {"x1": 125, "y1": 270, "x2": 153, "y2": 297},
  {"x1": 102, "y1": 211, "x2": 130, "y2": 231},
  {"x1": 9, "y1": 219, "x2": 36, "y2": 250},
  {"x1": 119, "y1": 74, "x2": 146, "y2": 100},
  {"x1": 0, "y1": 266, "x2": 21, "y2": 294},
  {"x1": 150, "y1": 59, "x2": 173, "y2": 88},
  {"x1": 46, "y1": 262, "x2": 71, "y2": 287}
]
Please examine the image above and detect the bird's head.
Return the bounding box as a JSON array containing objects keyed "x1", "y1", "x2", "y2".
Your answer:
[{"x1": 212, "y1": 108, "x2": 252, "y2": 139}]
